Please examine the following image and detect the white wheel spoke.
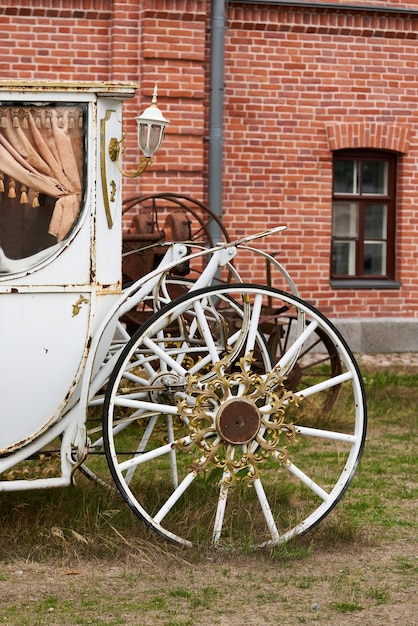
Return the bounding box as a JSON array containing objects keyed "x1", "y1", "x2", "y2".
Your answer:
[
  {"x1": 107, "y1": 391, "x2": 148, "y2": 402},
  {"x1": 276, "y1": 320, "x2": 319, "y2": 371},
  {"x1": 125, "y1": 415, "x2": 159, "y2": 485},
  {"x1": 132, "y1": 355, "x2": 157, "y2": 379},
  {"x1": 122, "y1": 370, "x2": 153, "y2": 386},
  {"x1": 136, "y1": 414, "x2": 159, "y2": 452},
  {"x1": 154, "y1": 471, "x2": 197, "y2": 524},
  {"x1": 157, "y1": 330, "x2": 169, "y2": 373},
  {"x1": 166, "y1": 416, "x2": 179, "y2": 490},
  {"x1": 235, "y1": 294, "x2": 263, "y2": 395},
  {"x1": 212, "y1": 478, "x2": 229, "y2": 545},
  {"x1": 110, "y1": 410, "x2": 163, "y2": 429},
  {"x1": 294, "y1": 371, "x2": 353, "y2": 398},
  {"x1": 142, "y1": 336, "x2": 188, "y2": 376},
  {"x1": 282, "y1": 458, "x2": 330, "y2": 502},
  {"x1": 118, "y1": 436, "x2": 192, "y2": 473},
  {"x1": 294, "y1": 425, "x2": 357, "y2": 443},
  {"x1": 212, "y1": 450, "x2": 233, "y2": 545},
  {"x1": 188, "y1": 328, "x2": 242, "y2": 376},
  {"x1": 253, "y1": 476, "x2": 280, "y2": 544},
  {"x1": 244, "y1": 293, "x2": 263, "y2": 356},
  {"x1": 111, "y1": 397, "x2": 178, "y2": 414},
  {"x1": 193, "y1": 299, "x2": 221, "y2": 364}
]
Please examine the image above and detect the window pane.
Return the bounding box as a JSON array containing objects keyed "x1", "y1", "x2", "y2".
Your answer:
[
  {"x1": 362, "y1": 161, "x2": 388, "y2": 195},
  {"x1": 331, "y1": 151, "x2": 395, "y2": 281},
  {"x1": 364, "y1": 241, "x2": 386, "y2": 275},
  {"x1": 332, "y1": 241, "x2": 356, "y2": 275},
  {"x1": 0, "y1": 103, "x2": 85, "y2": 274},
  {"x1": 333, "y1": 160, "x2": 359, "y2": 194},
  {"x1": 332, "y1": 202, "x2": 359, "y2": 237},
  {"x1": 364, "y1": 204, "x2": 387, "y2": 239}
]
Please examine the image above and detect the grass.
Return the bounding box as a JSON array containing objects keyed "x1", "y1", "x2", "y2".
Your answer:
[
  {"x1": 346, "y1": 369, "x2": 417, "y2": 543},
  {"x1": 0, "y1": 367, "x2": 417, "y2": 625},
  {"x1": 1, "y1": 368, "x2": 416, "y2": 557}
]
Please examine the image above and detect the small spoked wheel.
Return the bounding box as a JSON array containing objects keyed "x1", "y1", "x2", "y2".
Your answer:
[{"x1": 103, "y1": 284, "x2": 367, "y2": 548}]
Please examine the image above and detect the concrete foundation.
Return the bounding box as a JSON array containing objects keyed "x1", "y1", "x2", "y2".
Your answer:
[{"x1": 331, "y1": 318, "x2": 418, "y2": 354}]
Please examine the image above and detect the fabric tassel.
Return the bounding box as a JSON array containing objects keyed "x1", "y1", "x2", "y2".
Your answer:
[
  {"x1": 8, "y1": 179, "x2": 16, "y2": 199},
  {"x1": 20, "y1": 185, "x2": 28, "y2": 204},
  {"x1": 0, "y1": 173, "x2": 4, "y2": 193},
  {"x1": 45, "y1": 113, "x2": 51, "y2": 129},
  {"x1": 0, "y1": 112, "x2": 7, "y2": 128},
  {"x1": 69, "y1": 113, "x2": 75, "y2": 129},
  {"x1": 22, "y1": 114, "x2": 29, "y2": 129},
  {"x1": 32, "y1": 191, "x2": 40, "y2": 208},
  {"x1": 35, "y1": 113, "x2": 41, "y2": 128},
  {"x1": 13, "y1": 115, "x2": 19, "y2": 128},
  {"x1": 79, "y1": 113, "x2": 83, "y2": 128}
]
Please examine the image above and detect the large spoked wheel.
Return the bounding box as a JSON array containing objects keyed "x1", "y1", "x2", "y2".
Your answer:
[
  {"x1": 103, "y1": 285, "x2": 367, "y2": 548},
  {"x1": 83, "y1": 280, "x2": 269, "y2": 485}
]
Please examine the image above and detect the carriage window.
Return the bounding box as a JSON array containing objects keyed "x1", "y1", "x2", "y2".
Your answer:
[
  {"x1": 0, "y1": 103, "x2": 86, "y2": 274},
  {"x1": 331, "y1": 150, "x2": 396, "y2": 282}
]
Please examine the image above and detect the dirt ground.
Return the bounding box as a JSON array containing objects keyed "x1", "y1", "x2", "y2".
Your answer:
[{"x1": 0, "y1": 535, "x2": 416, "y2": 625}]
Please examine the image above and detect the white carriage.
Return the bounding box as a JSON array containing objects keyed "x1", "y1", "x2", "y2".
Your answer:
[{"x1": 0, "y1": 82, "x2": 367, "y2": 548}]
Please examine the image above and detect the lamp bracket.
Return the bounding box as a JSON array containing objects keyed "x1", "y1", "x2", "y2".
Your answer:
[{"x1": 108, "y1": 131, "x2": 153, "y2": 178}]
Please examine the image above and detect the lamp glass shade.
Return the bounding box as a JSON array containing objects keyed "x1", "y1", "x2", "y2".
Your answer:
[
  {"x1": 136, "y1": 104, "x2": 169, "y2": 158},
  {"x1": 137, "y1": 121, "x2": 167, "y2": 158}
]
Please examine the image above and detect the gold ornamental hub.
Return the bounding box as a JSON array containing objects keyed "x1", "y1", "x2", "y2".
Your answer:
[
  {"x1": 216, "y1": 398, "x2": 261, "y2": 444},
  {"x1": 176, "y1": 352, "x2": 299, "y2": 484}
]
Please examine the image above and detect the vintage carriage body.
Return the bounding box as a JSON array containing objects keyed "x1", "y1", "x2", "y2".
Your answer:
[
  {"x1": 0, "y1": 82, "x2": 367, "y2": 548},
  {"x1": 0, "y1": 82, "x2": 133, "y2": 471}
]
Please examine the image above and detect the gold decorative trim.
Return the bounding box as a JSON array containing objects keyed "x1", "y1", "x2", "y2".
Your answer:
[
  {"x1": 100, "y1": 109, "x2": 116, "y2": 228},
  {"x1": 177, "y1": 352, "x2": 299, "y2": 485}
]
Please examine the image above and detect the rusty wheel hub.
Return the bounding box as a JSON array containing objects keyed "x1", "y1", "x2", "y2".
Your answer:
[{"x1": 216, "y1": 398, "x2": 261, "y2": 444}]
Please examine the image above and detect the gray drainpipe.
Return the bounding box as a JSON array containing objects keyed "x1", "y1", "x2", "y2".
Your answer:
[{"x1": 208, "y1": 0, "x2": 226, "y2": 244}]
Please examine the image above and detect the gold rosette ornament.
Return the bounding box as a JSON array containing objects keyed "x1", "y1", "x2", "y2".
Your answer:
[{"x1": 177, "y1": 353, "x2": 300, "y2": 484}]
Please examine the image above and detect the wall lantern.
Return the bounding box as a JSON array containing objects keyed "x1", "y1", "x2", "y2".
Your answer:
[{"x1": 108, "y1": 86, "x2": 169, "y2": 178}]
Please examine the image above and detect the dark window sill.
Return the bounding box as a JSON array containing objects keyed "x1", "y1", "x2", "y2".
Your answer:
[{"x1": 330, "y1": 279, "x2": 401, "y2": 290}]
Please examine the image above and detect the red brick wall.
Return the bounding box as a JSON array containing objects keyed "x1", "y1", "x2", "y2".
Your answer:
[
  {"x1": 0, "y1": 0, "x2": 208, "y2": 221},
  {"x1": 0, "y1": 0, "x2": 140, "y2": 144},
  {"x1": 137, "y1": 0, "x2": 207, "y2": 200},
  {"x1": 0, "y1": 1, "x2": 113, "y2": 80},
  {"x1": 2, "y1": 0, "x2": 418, "y2": 321},
  {"x1": 222, "y1": 2, "x2": 418, "y2": 318}
]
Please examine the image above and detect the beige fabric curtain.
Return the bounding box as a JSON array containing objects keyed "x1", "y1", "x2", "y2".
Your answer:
[{"x1": 0, "y1": 106, "x2": 84, "y2": 241}]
